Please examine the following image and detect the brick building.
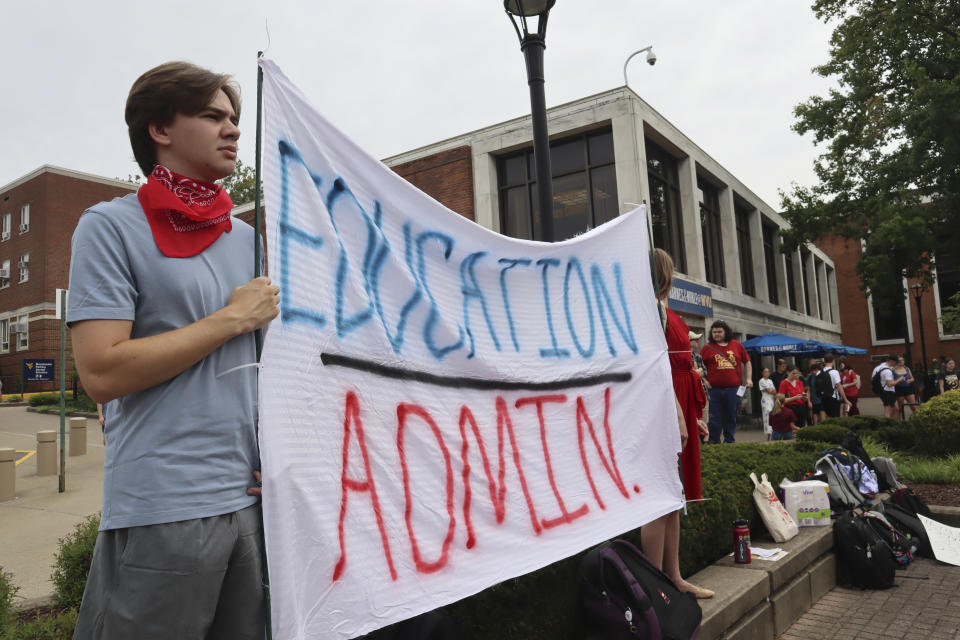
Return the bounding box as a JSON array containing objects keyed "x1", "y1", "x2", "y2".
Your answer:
[
  {"x1": 0, "y1": 166, "x2": 135, "y2": 393},
  {"x1": 817, "y1": 234, "x2": 960, "y2": 397}
]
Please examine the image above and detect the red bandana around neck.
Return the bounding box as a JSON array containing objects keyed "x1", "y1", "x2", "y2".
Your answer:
[{"x1": 137, "y1": 165, "x2": 234, "y2": 258}]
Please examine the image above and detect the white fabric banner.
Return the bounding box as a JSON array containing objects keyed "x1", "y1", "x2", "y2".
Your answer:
[{"x1": 259, "y1": 58, "x2": 683, "y2": 639}]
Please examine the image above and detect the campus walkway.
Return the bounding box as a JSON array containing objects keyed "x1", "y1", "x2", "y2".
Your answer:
[
  {"x1": 778, "y1": 557, "x2": 960, "y2": 640},
  {"x1": 0, "y1": 405, "x2": 103, "y2": 605}
]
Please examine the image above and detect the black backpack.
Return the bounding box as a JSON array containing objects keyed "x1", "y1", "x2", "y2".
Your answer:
[
  {"x1": 816, "y1": 369, "x2": 835, "y2": 401},
  {"x1": 580, "y1": 539, "x2": 702, "y2": 640},
  {"x1": 833, "y1": 510, "x2": 896, "y2": 589},
  {"x1": 890, "y1": 487, "x2": 932, "y2": 518},
  {"x1": 862, "y1": 511, "x2": 916, "y2": 566},
  {"x1": 882, "y1": 501, "x2": 934, "y2": 558},
  {"x1": 871, "y1": 367, "x2": 890, "y2": 395}
]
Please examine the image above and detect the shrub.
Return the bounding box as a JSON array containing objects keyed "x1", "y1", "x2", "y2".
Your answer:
[
  {"x1": 9, "y1": 607, "x2": 78, "y2": 639},
  {"x1": 808, "y1": 417, "x2": 915, "y2": 451},
  {"x1": 4, "y1": 395, "x2": 20, "y2": 403},
  {"x1": 897, "y1": 453, "x2": 960, "y2": 485},
  {"x1": 795, "y1": 424, "x2": 848, "y2": 445},
  {"x1": 446, "y1": 441, "x2": 823, "y2": 639},
  {"x1": 912, "y1": 390, "x2": 960, "y2": 456},
  {"x1": 0, "y1": 568, "x2": 16, "y2": 637},
  {"x1": 51, "y1": 515, "x2": 100, "y2": 609},
  {"x1": 28, "y1": 393, "x2": 63, "y2": 407}
]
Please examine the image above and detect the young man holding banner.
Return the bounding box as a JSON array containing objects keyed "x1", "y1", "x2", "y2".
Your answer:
[{"x1": 67, "y1": 62, "x2": 278, "y2": 639}]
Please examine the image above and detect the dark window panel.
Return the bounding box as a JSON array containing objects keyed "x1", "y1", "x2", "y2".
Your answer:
[
  {"x1": 735, "y1": 207, "x2": 755, "y2": 297},
  {"x1": 784, "y1": 252, "x2": 798, "y2": 311},
  {"x1": 762, "y1": 221, "x2": 779, "y2": 305},
  {"x1": 872, "y1": 296, "x2": 905, "y2": 341},
  {"x1": 550, "y1": 139, "x2": 586, "y2": 176},
  {"x1": 588, "y1": 130, "x2": 615, "y2": 165},
  {"x1": 552, "y1": 172, "x2": 590, "y2": 240},
  {"x1": 698, "y1": 176, "x2": 725, "y2": 287},
  {"x1": 590, "y1": 164, "x2": 618, "y2": 228}
]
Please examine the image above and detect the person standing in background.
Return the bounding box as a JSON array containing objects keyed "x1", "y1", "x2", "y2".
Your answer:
[
  {"x1": 758, "y1": 367, "x2": 776, "y2": 440},
  {"x1": 699, "y1": 320, "x2": 752, "y2": 444},
  {"x1": 839, "y1": 358, "x2": 860, "y2": 416}
]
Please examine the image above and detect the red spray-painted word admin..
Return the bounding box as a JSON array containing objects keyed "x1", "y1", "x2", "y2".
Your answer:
[{"x1": 332, "y1": 387, "x2": 635, "y2": 582}]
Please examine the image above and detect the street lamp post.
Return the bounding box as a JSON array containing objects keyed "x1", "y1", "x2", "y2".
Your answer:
[
  {"x1": 911, "y1": 282, "x2": 928, "y2": 392},
  {"x1": 504, "y1": 0, "x2": 556, "y2": 242}
]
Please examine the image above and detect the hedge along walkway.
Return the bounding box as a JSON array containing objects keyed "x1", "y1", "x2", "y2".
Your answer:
[{"x1": 778, "y1": 557, "x2": 960, "y2": 640}]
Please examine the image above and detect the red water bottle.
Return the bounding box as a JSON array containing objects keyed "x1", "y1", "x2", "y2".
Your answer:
[{"x1": 733, "y1": 518, "x2": 751, "y2": 564}]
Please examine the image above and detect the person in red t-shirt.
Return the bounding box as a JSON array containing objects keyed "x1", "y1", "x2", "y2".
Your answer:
[
  {"x1": 838, "y1": 357, "x2": 860, "y2": 416},
  {"x1": 777, "y1": 366, "x2": 809, "y2": 427},
  {"x1": 699, "y1": 320, "x2": 752, "y2": 443}
]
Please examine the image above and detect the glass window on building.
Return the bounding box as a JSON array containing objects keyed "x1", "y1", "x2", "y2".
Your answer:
[
  {"x1": 497, "y1": 128, "x2": 618, "y2": 242},
  {"x1": 825, "y1": 266, "x2": 835, "y2": 323},
  {"x1": 16, "y1": 315, "x2": 27, "y2": 351},
  {"x1": 871, "y1": 295, "x2": 907, "y2": 341},
  {"x1": 801, "y1": 249, "x2": 814, "y2": 316},
  {"x1": 814, "y1": 258, "x2": 825, "y2": 320},
  {"x1": 734, "y1": 203, "x2": 755, "y2": 296},
  {"x1": 697, "y1": 176, "x2": 725, "y2": 286},
  {"x1": 936, "y1": 251, "x2": 960, "y2": 335},
  {"x1": 646, "y1": 140, "x2": 686, "y2": 272},
  {"x1": 784, "y1": 251, "x2": 798, "y2": 311},
  {"x1": 0, "y1": 319, "x2": 7, "y2": 353},
  {"x1": 762, "y1": 220, "x2": 779, "y2": 305}
]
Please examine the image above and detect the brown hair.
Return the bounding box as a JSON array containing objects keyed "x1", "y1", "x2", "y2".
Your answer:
[
  {"x1": 772, "y1": 393, "x2": 786, "y2": 415},
  {"x1": 652, "y1": 248, "x2": 674, "y2": 300},
  {"x1": 125, "y1": 61, "x2": 241, "y2": 176}
]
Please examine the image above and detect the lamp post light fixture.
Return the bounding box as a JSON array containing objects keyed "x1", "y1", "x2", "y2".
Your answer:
[
  {"x1": 504, "y1": 0, "x2": 556, "y2": 242},
  {"x1": 623, "y1": 45, "x2": 657, "y2": 87},
  {"x1": 911, "y1": 282, "x2": 928, "y2": 378}
]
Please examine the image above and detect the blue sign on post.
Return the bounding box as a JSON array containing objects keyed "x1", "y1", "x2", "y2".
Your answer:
[
  {"x1": 668, "y1": 277, "x2": 714, "y2": 317},
  {"x1": 23, "y1": 359, "x2": 55, "y2": 382}
]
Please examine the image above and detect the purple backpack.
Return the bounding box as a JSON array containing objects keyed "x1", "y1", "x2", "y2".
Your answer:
[{"x1": 579, "y1": 539, "x2": 701, "y2": 639}]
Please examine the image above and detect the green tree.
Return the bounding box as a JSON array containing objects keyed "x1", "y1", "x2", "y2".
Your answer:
[
  {"x1": 220, "y1": 159, "x2": 262, "y2": 205},
  {"x1": 780, "y1": 0, "x2": 960, "y2": 312}
]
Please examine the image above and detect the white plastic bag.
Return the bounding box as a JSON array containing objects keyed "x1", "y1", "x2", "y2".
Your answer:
[
  {"x1": 750, "y1": 472, "x2": 799, "y2": 542},
  {"x1": 779, "y1": 478, "x2": 831, "y2": 527}
]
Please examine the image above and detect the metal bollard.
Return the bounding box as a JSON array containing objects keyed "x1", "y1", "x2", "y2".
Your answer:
[
  {"x1": 69, "y1": 417, "x2": 87, "y2": 456},
  {"x1": 36, "y1": 430, "x2": 57, "y2": 476},
  {"x1": 0, "y1": 448, "x2": 14, "y2": 501}
]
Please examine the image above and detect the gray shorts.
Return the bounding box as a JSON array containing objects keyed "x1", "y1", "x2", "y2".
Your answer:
[{"x1": 73, "y1": 503, "x2": 265, "y2": 640}]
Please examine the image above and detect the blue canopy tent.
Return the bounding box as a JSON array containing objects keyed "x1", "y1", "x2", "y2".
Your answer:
[
  {"x1": 742, "y1": 332, "x2": 868, "y2": 357},
  {"x1": 741, "y1": 332, "x2": 825, "y2": 356}
]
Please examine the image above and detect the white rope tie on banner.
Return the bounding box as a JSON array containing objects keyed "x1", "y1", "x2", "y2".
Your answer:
[{"x1": 215, "y1": 362, "x2": 262, "y2": 378}]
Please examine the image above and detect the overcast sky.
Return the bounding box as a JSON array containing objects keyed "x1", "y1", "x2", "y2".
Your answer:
[{"x1": 0, "y1": 1, "x2": 836, "y2": 208}]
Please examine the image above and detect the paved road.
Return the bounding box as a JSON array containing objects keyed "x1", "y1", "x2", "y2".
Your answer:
[{"x1": 0, "y1": 406, "x2": 103, "y2": 605}]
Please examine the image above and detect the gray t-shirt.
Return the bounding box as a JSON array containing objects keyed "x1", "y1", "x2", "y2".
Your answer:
[{"x1": 68, "y1": 193, "x2": 259, "y2": 530}]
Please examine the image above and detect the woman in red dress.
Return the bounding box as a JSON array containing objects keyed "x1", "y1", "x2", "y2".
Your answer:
[{"x1": 641, "y1": 249, "x2": 713, "y2": 599}]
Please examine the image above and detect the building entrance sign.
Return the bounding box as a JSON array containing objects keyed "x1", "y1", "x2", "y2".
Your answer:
[{"x1": 22, "y1": 358, "x2": 54, "y2": 382}]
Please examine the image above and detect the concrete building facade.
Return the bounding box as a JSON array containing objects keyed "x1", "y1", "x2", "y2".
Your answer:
[{"x1": 384, "y1": 87, "x2": 843, "y2": 373}]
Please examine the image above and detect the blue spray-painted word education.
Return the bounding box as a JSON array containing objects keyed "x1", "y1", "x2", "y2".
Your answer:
[{"x1": 276, "y1": 140, "x2": 638, "y2": 363}]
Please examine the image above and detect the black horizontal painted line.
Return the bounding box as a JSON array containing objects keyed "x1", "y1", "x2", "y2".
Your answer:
[{"x1": 320, "y1": 353, "x2": 631, "y2": 391}]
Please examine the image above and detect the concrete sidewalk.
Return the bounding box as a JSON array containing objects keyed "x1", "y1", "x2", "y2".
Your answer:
[{"x1": 0, "y1": 406, "x2": 103, "y2": 606}]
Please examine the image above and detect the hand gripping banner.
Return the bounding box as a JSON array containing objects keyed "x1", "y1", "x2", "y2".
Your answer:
[{"x1": 259, "y1": 58, "x2": 683, "y2": 639}]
